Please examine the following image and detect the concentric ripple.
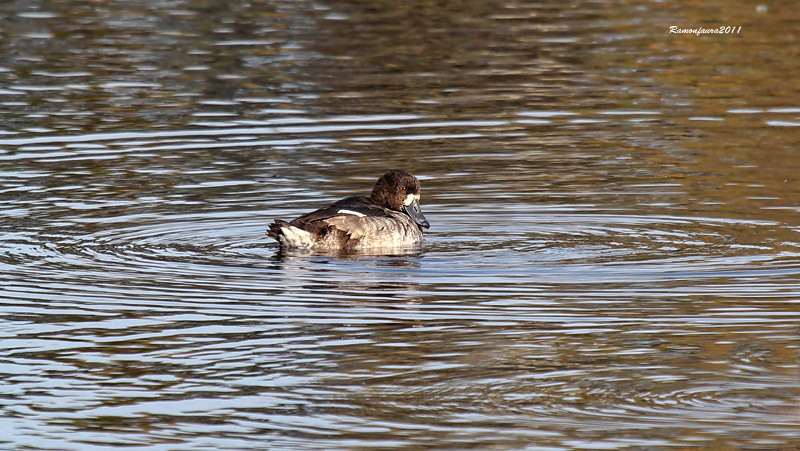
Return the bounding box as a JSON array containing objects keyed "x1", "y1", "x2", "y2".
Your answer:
[{"x1": 4, "y1": 128, "x2": 800, "y2": 449}]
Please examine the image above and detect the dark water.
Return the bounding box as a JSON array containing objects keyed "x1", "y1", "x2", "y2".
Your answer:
[{"x1": 2, "y1": 0, "x2": 800, "y2": 449}]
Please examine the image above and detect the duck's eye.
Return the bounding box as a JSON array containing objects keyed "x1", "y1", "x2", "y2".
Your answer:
[{"x1": 400, "y1": 186, "x2": 406, "y2": 192}]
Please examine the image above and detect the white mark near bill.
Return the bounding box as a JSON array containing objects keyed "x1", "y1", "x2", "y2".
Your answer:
[{"x1": 403, "y1": 193, "x2": 420, "y2": 206}]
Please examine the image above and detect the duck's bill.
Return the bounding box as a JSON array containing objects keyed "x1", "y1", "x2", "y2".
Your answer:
[{"x1": 403, "y1": 199, "x2": 430, "y2": 229}]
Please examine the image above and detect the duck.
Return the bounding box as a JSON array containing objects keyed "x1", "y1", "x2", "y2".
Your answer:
[{"x1": 268, "y1": 169, "x2": 430, "y2": 251}]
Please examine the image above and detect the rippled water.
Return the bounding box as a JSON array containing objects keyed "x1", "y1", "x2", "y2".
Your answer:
[{"x1": 3, "y1": 0, "x2": 800, "y2": 449}]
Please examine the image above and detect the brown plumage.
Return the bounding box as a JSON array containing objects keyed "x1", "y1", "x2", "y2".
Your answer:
[{"x1": 268, "y1": 170, "x2": 429, "y2": 251}]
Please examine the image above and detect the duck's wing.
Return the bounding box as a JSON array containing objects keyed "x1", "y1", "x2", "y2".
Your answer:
[
  {"x1": 289, "y1": 196, "x2": 391, "y2": 227},
  {"x1": 289, "y1": 196, "x2": 397, "y2": 245}
]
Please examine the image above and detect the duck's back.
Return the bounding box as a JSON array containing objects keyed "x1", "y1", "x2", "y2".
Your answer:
[{"x1": 270, "y1": 196, "x2": 423, "y2": 250}]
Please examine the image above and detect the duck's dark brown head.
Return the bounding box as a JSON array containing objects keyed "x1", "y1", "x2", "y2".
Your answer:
[{"x1": 370, "y1": 169, "x2": 430, "y2": 229}]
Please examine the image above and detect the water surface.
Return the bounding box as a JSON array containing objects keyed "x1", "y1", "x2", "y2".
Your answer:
[{"x1": 2, "y1": 0, "x2": 800, "y2": 449}]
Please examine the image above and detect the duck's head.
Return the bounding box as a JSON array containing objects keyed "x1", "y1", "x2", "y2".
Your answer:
[{"x1": 370, "y1": 169, "x2": 430, "y2": 229}]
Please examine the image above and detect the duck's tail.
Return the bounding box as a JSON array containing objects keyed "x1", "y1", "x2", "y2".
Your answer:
[
  {"x1": 267, "y1": 220, "x2": 316, "y2": 249},
  {"x1": 267, "y1": 220, "x2": 289, "y2": 241}
]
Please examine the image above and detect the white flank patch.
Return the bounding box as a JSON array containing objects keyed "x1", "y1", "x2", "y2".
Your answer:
[{"x1": 337, "y1": 209, "x2": 366, "y2": 217}]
